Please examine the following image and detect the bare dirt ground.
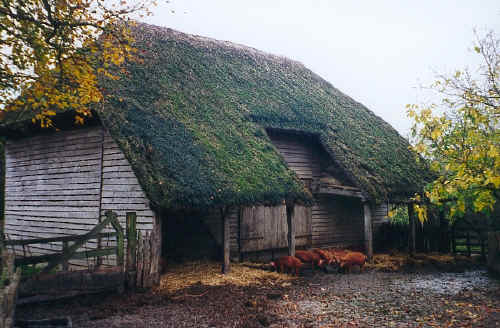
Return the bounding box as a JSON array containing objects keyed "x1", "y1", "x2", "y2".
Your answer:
[{"x1": 16, "y1": 264, "x2": 500, "y2": 328}]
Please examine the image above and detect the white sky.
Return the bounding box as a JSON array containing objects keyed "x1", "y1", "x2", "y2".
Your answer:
[{"x1": 142, "y1": 1, "x2": 500, "y2": 137}]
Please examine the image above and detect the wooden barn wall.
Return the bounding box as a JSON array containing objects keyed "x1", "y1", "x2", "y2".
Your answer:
[
  {"x1": 5, "y1": 128, "x2": 103, "y2": 256},
  {"x1": 372, "y1": 202, "x2": 389, "y2": 234},
  {"x1": 201, "y1": 207, "x2": 240, "y2": 256},
  {"x1": 239, "y1": 205, "x2": 288, "y2": 252},
  {"x1": 311, "y1": 196, "x2": 364, "y2": 249},
  {"x1": 267, "y1": 133, "x2": 322, "y2": 189},
  {"x1": 100, "y1": 131, "x2": 155, "y2": 234},
  {"x1": 4, "y1": 127, "x2": 156, "y2": 264}
]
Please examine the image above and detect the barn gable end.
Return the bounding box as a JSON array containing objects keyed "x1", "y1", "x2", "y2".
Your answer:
[{"x1": 4, "y1": 127, "x2": 157, "y2": 263}]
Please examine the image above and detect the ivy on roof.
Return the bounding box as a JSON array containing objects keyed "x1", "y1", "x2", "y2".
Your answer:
[{"x1": 1, "y1": 23, "x2": 431, "y2": 210}]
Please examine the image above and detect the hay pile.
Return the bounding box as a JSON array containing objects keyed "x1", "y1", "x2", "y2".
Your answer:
[
  {"x1": 366, "y1": 252, "x2": 480, "y2": 272},
  {"x1": 154, "y1": 261, "x2": 296, "y2": 295}
]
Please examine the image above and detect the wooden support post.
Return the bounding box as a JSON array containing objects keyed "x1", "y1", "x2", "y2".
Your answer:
[
  {"x1": 466, "y1": 231, "x2": 471, "y2": 257},
  {"x1": 408, "y1": 203, "x2": 416, "y2": 255},
  {"x1": 221, "y1": 207, "x2": 230, "y2": 274},
  {"x1": 363, "y1": 202, "x2": 373, "y2": 260},
  {"x1": 62, "y1": 241, "x2": 69, "y2": 271},
  {"x1": 451, "y1": 226, "x2": 456, "y2": 254},
  {"x1": 126, "y1": 212, "x2": 137, "y2": 289},
  {"x1": 286, "y1": 202, "x2": 295, "y2": 257},
  {"x1": 481, "y1": 232, "x2": 486, "y2": 260}
]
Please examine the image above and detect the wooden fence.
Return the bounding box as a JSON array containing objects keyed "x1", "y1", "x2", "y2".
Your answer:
[
  {"x1": 2, "y1": 210, "x2": 158, "y2": 299},
  {"x1": 451, "y1": 227, "x2": 489, "y2": 258}
]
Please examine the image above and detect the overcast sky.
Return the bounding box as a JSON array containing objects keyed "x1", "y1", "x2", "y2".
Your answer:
[{"x1": 143, "y1": 1, "x2": 500, "y2": 137}]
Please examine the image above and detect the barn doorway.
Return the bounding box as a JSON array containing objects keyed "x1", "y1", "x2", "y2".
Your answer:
[{"x1": 162, "y1": 210, "x2": 222, "y2": 263}]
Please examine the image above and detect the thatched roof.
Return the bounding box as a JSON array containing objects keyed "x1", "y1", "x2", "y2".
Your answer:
[{"x1": 0, "y1": 23, "x2": 431, "y2": 210}]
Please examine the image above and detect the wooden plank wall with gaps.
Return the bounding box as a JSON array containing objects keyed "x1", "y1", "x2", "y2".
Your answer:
[
  {"x1": 4, "y1": 127, "x2": 156, "y2": 267},
  {"x1": 201, "y1": 207, "x2": 240, "y2": 255},
  {"x1": 372, "y1": 202, "x2": 389, "y2": 235},
  {"x1": 268, "y1": 131, "x2": 365, "y2": 250},
  {"x1": 311, "y1": 195, "x2": 364, "y2": 249},
  {"x1": 5, "y1": 128, "x2": 103, "y2": 258}
]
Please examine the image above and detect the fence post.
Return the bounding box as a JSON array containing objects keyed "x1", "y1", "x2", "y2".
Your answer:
[
  {"x1": 480, "y1": 232, "x2": 486, "y2": 260},
  {"x1": 451, "y1": 227, "x2": 456, "y2": 254},
  {"x1": 62, "y1": 241, "x2": 69, "y2": 271},
  {"x1": 126, "y1": 212, "x2": 137, "y2": 289},
  {"x1": 466, "y1": 231, "x2": 471, "y2": 257}
]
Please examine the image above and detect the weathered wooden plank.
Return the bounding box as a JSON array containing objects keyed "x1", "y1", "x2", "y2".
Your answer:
[
  {"x1": 6, "y1": 232, "x2": 118, "y2": 246},
  {"x1": 101, "y1": 191, "x2": 147, "y2": 198},
  {"x1": 5, "y1": 210, "x2": 98, "y2": 219},
  {"x1": 6, "y1": 183, "x2": 101, "y2": 192},
  {"x1": 5, "y1": 214, "x2": 98, "y2": 225},
  {"x1": 101, "y1": 204, "x2": 151, "y2": 213},
  {"x1": 5, "y1": 204, "x2": 100, "y2": 212},
  {"x1": 15, "y1": 247, "x2": 117, "y2": 266},
  {"x1": 222, "y1": 209, "x2": 231, "y2": 274},
  {"x1": 102, "y1": 165, "x2": 134, "y2": 173},
  {"x1": 6, "y1": 197, "x2": 99, "y2": 208},
  {"x1": 7, "y1": 147, "x2": 101, "y2": 165},
  {"x1": 102, "y1": 153, "x2": 126, "y2": 161},
  {"x1": 101, "y1": 184, "x2": 144, "y2": 192},
  {"x1": 6, "y1": 195, "x2": 100, "y2": 202},
  {"x1": 6, "y1": 164, "x2": 100, "y2": 178},
  {"x1": 6, "y1": 189, "x2": 100, "y2": 198},
  {"x1": 6, "y1": 153, "x2": 102, "y2": 169},
  {"x1": 5, "y1": 224, "x2": 98, "y2": 237},
  {"x1": 102, "y1": 159, "x2": 131, "y2": 167},
  {"x1": 100, "y1": 209, "x2": 154, "y2": 218},
  {"x1": 101, "y1": 197, "x2": 148, "y2": 205},
  {"x1": 6, "y1": 175, "x2": 101, "y2": 187},
  {"x1": 6, "y1": 139, "x2": 102, "y2": 161},
  {"x1": 6, "y1": 159, "x2": 101, "y2": 173},
  {"x1": 6, "y1": 218, "x2": 98, "y2": 230},
  {"x1": 5, "y1": 128, "x2": 101, "y2": 150},
  {"x1": 102, "y1": 171, "x2": 137, "y2": 179},
  {"x1": 6, "y1": 171, "x2": 101, "y2": 182}
]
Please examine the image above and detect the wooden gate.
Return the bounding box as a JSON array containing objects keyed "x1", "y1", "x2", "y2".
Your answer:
[{"x1": 2, "y1": 210, "x2": 159, "y2": 300}]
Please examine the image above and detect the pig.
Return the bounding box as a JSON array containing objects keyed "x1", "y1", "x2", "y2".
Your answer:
[
  {"x1": 295, "y1": 250, "x2": 324, "y2": 271},
  {"x1": 312, "y1": 248, "x2": 335, "y2": 265},
  {"x1": 327, "y1": 248, "x2": 348, "y2": 264},
  {"x1": 337, "y1": 251, "x2": 367, "y2": 273},
  {"x1": 270, "y1": 256, "x2": 303, "y2": 276}
]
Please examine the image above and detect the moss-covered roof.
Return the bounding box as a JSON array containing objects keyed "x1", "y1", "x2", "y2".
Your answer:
[{"x1": 0, "y1": 23, "x2": 431, "y2": 210}]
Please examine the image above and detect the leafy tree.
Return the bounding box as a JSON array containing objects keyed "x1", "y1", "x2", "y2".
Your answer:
[
  {"x1": 407, "y1": 31, "x2": 500, "y2": 222},
  {"x1": 0, "y1": 0, "x2": 155, "y2": 127}
]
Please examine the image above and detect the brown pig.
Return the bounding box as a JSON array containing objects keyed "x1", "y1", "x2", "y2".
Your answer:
[
  {"x1": 295, "y1": 250, "x2": 324, "y2": 271},
  {"x1": 337, "y1": 251, "x2": 367, "y2": 273},
  {"x1": 270, "y1": 256, "x2": 303, "y2": 276},
  {"x1": 312, "y1": 248, "x2": 335, "y2": 265}
]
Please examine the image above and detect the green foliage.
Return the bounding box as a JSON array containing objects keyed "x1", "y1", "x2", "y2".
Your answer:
[
  {"x1": 408, "y1": 31, "x2": 500, "y2": 222},
  {"x1": 0, "y1": 0, "x2": 154, "y2": 127},
  {"x1": 388, "y1": 206, "x2": 409, "y2": 225}
]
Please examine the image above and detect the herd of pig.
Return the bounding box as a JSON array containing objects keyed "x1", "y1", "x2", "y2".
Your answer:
[{"x1": 270, "y1": 248, "x2": 366, "y2": 276}]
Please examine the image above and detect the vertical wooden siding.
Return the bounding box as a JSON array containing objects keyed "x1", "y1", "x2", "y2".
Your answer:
[
  {"x1": 311, "y1": 195, "x2": 364, "y2": 248},
  {"x1": 4, "y1": 127, "x2": 156, "y2": 259},
  {"x1": 372, "y1": 202, "x2": 389, "y2": 235},
  {"x1": 268, "y1": 132, "x2": 365, "y2": 250},
  {"x1": 239, "y1": 205, "x2": 289, "y2": 252},
  {"x1": 267, "y1": 133, "x2": 321, "y2": 185},
  {"x1": 201, "y1": 207, "x2": 240, "y2": 255}
]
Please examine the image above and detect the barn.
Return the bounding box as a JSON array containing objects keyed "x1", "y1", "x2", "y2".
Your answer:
[{"x1": 0, "y1": 24, "x2": 430, "y2": 276}]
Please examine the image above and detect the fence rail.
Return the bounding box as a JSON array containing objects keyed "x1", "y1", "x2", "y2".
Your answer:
[
  {"x1": 4, "y1": 210, "x2": 124, "y2": 273},
  {"x1": 451, "y1": 228, "x2": 488, "y2": 258}
]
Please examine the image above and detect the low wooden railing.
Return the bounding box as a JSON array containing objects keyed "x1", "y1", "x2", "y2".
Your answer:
[
  {"x1": 5, "y1": 210, "x2": 125, "y2": 273},
  {"x1": 451, "y1": 227, "x2": 489, "y2": 259}
]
